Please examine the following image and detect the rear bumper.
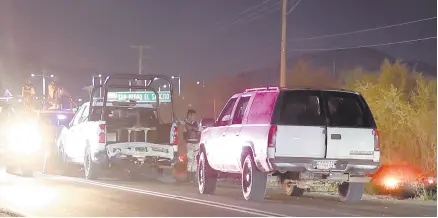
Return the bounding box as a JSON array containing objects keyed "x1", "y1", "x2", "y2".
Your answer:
[
  {"x1": 108, "y1": 152, "x2": 178, "y2": 170},
  {"x1": 267, "y1": 157, "x2": 379, "y2": 176}
]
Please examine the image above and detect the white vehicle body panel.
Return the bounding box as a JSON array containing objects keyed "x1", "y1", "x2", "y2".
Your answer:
[
  {"x1": 326, "y1": 127, "x2": 375, "y2": 160},
  {"x1": 275, "y1": 125, "x2": 326, "y2": 158}
]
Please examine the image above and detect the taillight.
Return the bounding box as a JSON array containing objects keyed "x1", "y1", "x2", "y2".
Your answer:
[
  {"x1": 172, "y1": 125, "x2": 178, "y2": 145},
  {"x1": 268, "y1": 125, "x2": 277, "y2": 148},
  {"x1": 99, "y1": 124, "x2": 106, "y2": 143},
  {"x1": 373, "y1": 129, "x2": 380, "y2": 151}
]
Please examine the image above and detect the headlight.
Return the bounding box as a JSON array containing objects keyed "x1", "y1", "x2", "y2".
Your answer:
[
  {"x1": 7, "y1": 123, "x2": 42, "y2": 153},
  {"x1": 57, "y1": 114, "x2": 67, "y2": 120}
]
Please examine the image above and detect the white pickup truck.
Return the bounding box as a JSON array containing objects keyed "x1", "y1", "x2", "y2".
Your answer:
[
  {"x1": 197, "y1": 87, "x2": 380, "y2": 202},
  {"x1": 56, "y1": 74, "x2": 179, "y2": 180}
]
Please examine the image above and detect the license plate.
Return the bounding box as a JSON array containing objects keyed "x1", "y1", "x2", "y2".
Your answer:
[{"x1": 315, "y1": 160, "x2": 337, "y2": 170}]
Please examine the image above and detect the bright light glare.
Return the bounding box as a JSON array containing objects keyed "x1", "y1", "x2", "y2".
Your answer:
[
  {"x1": 57, "y1": 114, "x2": 67, "y2": 120},
  {"x1": 383, "y1": 177, "x2": 400, "y2": 189},
  {"x1": 7, "y1": 123, "x2": 41, "y2": 153},
  {"x1": 0, "y1": 183, "x2": 58, "y2": 208}
]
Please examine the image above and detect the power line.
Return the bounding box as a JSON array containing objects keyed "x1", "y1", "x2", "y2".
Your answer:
[
  {"x1": 287, "y1": 0, "x2": 302, "y2": 15},
  {"x1": 226, "y1": 0, "x2": 280, "y2": 27},
  {"x1": 290, "y1": 36, "x2": 436, "y2": 52},
  {"x1": 243, "y1": 1, "x2": 281, "y2": 24},
  {"x1": 216, "y1": 0, "x2": 274, "y2": 28},
  {"x1": 289, "y1": 16, "x2": 437, "y2": 42}
]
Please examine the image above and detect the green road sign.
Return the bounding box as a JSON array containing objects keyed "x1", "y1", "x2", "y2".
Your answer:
[{"x1": 108, "y1": 91, "x2": 171, "y2": 103}]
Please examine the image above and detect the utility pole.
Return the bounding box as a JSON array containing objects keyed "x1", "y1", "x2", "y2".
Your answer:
[
  {"x1": 131, "y1": 45, "x2": 150, "y2": 75},
  {"x1": 280, "y1": 0, "x2": 287, "y2": 88}
]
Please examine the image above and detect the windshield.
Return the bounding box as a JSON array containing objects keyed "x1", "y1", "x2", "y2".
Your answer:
[{"x1": 90, "y1": 106, "x2": 159, "y2": 127}]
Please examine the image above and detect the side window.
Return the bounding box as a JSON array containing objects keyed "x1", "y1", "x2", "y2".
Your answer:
[
  {"x1": 276, "y1": 91, "x2": 324, "y2": 126},
  {"x1": 70, "y1": 105, "x2": 85, "y2": 126},
  {"x1": 78, "y1": 104, "x2": 90, "y2": 123},
  {"x1": 232, "y1": 96, "x2": 251, "y2": 124},
  {"x1": 216, "y1": 97, "x2": 237, "y2": 126}
]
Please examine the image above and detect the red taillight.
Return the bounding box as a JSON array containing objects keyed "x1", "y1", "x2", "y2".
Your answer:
[
  {"x1": 373, "y1": 129, "x2": 380, "y2": 151},
  {"x1": 268, "y1": 125, "x2": 277, "y2": 148},
  {"x1": 99, "y1": 124, "x2": 106, "y2": 143},
  {"x1": 172, "y1": 125, "x2": 178, "y2": 145}
]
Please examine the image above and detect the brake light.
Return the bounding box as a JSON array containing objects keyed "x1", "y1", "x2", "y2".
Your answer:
[
  {"x1": 172, "y1": 125, "x2": 178, "y2": 145},
  {"x1": 99, "y1": 124, "x2": 106, "y2": 143},
  {"x1": 268, "y1": 125, "x2": 277, "y2": 148},
  {"x1": 373, "y1": 129, "x2": 380, "y2": 151}
]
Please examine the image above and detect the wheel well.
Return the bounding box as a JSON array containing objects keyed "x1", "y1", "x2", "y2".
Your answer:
[{"x1": 241, "y1": 146, "x2": 254, "y2": 167}]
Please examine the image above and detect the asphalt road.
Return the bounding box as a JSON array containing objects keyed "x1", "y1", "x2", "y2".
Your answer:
[{"x1": 0, "y1": 168, "x2": 436, "y2": 217}]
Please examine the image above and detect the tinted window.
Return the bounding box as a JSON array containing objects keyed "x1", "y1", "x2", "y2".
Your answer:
[
  {"x1": 274, "y1": 91, "x2": 324, "y2": 126},
  {"x1": 91, "y1": 106, "x2": 158, "y2": 127},
  {"x1": 324, "y1": 92, "x2": 375, "y2": 128},
  {"x1": 232, "y1": 96, "x2": 251, "y2": 124},
  {"x1": 217, "y1": 97, "x2": 237, "y2": 126}
]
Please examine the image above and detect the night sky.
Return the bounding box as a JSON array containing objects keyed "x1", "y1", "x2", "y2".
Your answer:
[{"x1": 0, "y1": 0, "x2": 436, "y2": 94}]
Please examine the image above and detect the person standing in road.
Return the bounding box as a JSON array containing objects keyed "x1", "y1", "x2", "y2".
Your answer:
[
  {"x1": 183, "y1": 109, "x2": 201, "y2": 182},
  {"x1": 22, "y1": 80, "x2": 36, "y2": 110}
]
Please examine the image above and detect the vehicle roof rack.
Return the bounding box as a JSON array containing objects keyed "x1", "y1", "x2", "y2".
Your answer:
[{"x1": 244, "y1": 87, "x2": 281, "y2": 92}]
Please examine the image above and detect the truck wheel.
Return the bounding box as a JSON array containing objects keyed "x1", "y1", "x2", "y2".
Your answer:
[
  {"x1": 6, "y1": 165, "x2": 16, "y2": 174},
  {"x1": 60, "y1": 148, "x2": 75, "y2": 176},
  {"x1": 197, "y1": 151, "x2": 217, "y2": 194},
  {"x1": 84, "y1": 147, "x2": 100, "y2": 180},
  {"x1": 242, "y1": 154, "x2": 267, "y2": 201},
  {"x1": 22, "y1": 168, "x2": 33, "y2": 177},
  {"x1": 338, "y1": 182, "x2": 364, "y2": 203},
  {"x1": 284, "y1": 182, "x2": 305, "y2": 197}
]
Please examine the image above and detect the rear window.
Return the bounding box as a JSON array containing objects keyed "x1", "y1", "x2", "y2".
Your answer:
[
  {"x1": 324, "y1": 92, "x2": 376, "y2": 128},
  {"x1": 273, "y1": 90, "x2": 325, "y2": 126},
  {"x1": 91, "y1": 106, "x2": 158, "y2": 127}
]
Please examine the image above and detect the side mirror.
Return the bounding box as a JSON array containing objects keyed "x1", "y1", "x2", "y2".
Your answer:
[
  {"x1": 221, "y1": 114, "x2": 231, "y2": 122},
  {"x1": 201, "y1": 118, "x2": 215, "y2": 128},
  {"x1": 72, "y1": 108, "x2": 78, "y2": 113}
]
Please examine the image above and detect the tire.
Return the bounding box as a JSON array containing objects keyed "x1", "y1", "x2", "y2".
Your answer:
[
  {"x1": 284, "y1": 182, "x2": 305, "y2": 197},
  {"x1": 60, "y1": 147, "x2": 75, "y2": 176},
  {"x1": 197, "y1": 151, "x2": 217, "y2": 194},
  {"x1": 127, "y1": 170, "x2": 143, "y2": 181},
  {"x1": 242, "y1": 154, "x2": 268, "y2": 201},
  {"x1": 6, "y1": 165, "x2": 16, "y2": 174},
  {"x1": 84, "y1": 147, "x2": 100, "y2": 180},
  {"x1": 22, "y1": 168, "x2": 33, "y2": 177},
  {"x1": 338, "y1": 182, "x2": 365, "y2": 203}
]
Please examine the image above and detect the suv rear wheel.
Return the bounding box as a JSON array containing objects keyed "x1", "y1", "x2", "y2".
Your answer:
[
  {"x1": 338, "y1": 182, "x2": 364, "y2": 203},
  {"x1": 242, "y1": 154, "x2": 267, "y2": 201},
  {"x1": 197, "y1": 151, "x2": 217, "y2": 194}
]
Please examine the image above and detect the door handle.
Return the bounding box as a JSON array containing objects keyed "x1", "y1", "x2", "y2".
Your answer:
[
  {"x1": 236, "y1": 132, "x2": 240, "y2": 136},
  {"x1": 331, "y1": 134, "x2": 341, "y2": 140},
  {"x1": 223, "y1": 132, "x2": 226, "y2": 136}
]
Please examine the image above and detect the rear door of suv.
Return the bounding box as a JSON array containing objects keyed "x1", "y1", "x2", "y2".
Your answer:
[
  {"x1": 272, "y1": 90, "x2": 326, "y2": 158},
  {"x1": 323, "y1": 91, "x2": 378, "y2": 161}
]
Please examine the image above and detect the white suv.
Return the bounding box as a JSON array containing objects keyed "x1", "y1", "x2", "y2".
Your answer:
[{"x1": 197, "y1": 87, "x2": 380, "y2": 202}]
